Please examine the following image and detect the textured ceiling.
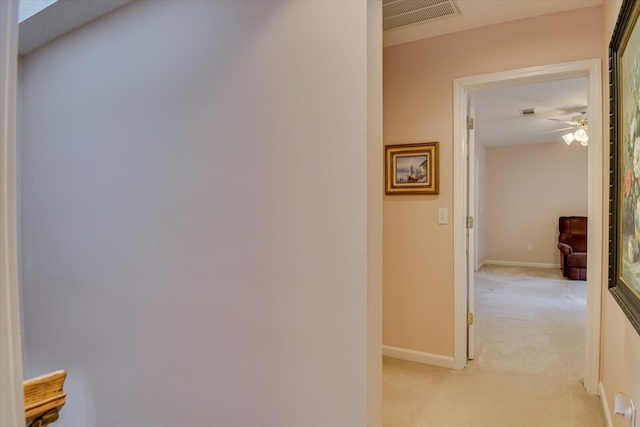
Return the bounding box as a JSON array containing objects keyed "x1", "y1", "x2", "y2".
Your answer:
[
  {"x1": 472, "y1": 77, "x2": 588, "y2": 147},
  {"x1": 19, "y1": 0, "x2": 59, "y2": 23},
  {"x1": 18, "y1": 0, "x2": 134, "y2": 55}
]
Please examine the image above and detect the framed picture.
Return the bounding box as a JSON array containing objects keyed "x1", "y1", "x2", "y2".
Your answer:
[
  {"x1": 385, "y1": 142, "x2": 439, "y2": 195},
  {"x1": 609, "y1": 0, "x2": 640, "y2": 335}
]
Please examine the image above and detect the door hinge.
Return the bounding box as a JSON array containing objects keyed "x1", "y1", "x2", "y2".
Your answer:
[
  {"x1": 467, "y1": 313, "x2": 474, "y2": 325},
  {"x1": 467, "y1": 117, "x2": 474, "y2": 130},
  {"x1": 466, "y1": 216, "x2": 474, "y2": 229}
]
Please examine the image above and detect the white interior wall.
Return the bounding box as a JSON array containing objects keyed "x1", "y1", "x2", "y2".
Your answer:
[{"x1": 19, "y1": 1, "x2": 373, "y2": 426}]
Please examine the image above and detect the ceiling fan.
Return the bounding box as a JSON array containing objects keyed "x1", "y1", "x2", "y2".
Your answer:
[{"x1": 548, "y1": 107, "x2": 589, "y2": 146}]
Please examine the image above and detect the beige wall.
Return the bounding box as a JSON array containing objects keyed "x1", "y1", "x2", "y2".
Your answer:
[
  {"x1": 19, "y1": 1, "x2": 377, "y2": 426},
  {"x1": 600, "y1": 0, "x2": 640, "y2": 423},
  {"x1": 484, "y1": 142, "x2": 588, "y2": 266},
  {"x1": 383, "y1": 6, "x2": 604, "y2": 355},
  {"x1": 601, "y1": 296, "x2": 640, "y2": 425}
]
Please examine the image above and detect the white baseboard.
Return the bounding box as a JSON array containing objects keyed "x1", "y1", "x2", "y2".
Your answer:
[
  {"x1": 599, "y1": 382, "x2": 614, "y2": 427},
  {"x1": 482, "y1": 260, "x2": 560, "y2": 269},
  {"x1": 477, "y1": 260, "x2": 486, "y2": 271},
  {"x1": 382, "y1": 345, "x2": 455, "y2": 369}
]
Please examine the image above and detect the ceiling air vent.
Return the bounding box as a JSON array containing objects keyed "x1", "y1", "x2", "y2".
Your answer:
[
  {"x1": 383, "y1": 0, "x2": 460, "y2": 31},
  {"x1": 519, "y1": 108, "x2": 536, "y2": 117}
]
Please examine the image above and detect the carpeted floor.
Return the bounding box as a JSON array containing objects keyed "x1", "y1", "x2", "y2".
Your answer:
[
  {"x1": 475, "y1": 264, "x2": 586, "y2": 381},
  {"x1": 382, "y1": 265, "x2": 605, "y2": 427},
  {"x1": 383, "y1": 357, "x2": 605, "y2": 427}
]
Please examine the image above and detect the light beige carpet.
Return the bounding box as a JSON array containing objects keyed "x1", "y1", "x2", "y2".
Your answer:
[
  {"x1": 383, "y1": 357, "x2": 605, "y2": 427},
  {"x1": 383, "y1": 265, "x2": 604, "y2": 427},
  {"x1": 474, "y1": 264, "x2": 586, "y2": 381}
]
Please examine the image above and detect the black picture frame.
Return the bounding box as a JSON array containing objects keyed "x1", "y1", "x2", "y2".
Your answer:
[{"x1": 609, "y1": 0, "x2": 640, "y2": 335}]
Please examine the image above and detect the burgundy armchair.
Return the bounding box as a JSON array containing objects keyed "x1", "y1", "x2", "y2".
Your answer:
[{"x1": 558, "y1": 216, "x2": 587, "y2": 280}]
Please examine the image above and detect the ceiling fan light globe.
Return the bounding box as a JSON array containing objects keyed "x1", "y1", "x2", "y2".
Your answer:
[
  {"x1": 563, "y1": 133, "x2": 575, "y2": 145},
  {"x1": 575, "y1": 128, "x2": 588, "y2": 142},
  {"x1": 580, "y1": 137, "x2": 589, "y2": 146}
]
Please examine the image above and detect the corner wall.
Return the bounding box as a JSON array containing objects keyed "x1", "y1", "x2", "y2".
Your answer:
[
  {"x1": 19, "y1": 1, "x2": 374, "y2": 426},
  {"x1": 383, "y1": 6, "x2": 604, "y2": 356}
]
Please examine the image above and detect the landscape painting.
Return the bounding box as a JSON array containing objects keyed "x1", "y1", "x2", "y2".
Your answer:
[
  {"x1": 395, "y1": 154, "x2": 428, "y2": 184},
  {"x1": 385, "y1": 142, "x2": 439, "y2": 195}
]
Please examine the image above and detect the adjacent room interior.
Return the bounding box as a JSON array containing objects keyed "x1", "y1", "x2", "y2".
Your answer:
[{"x1": 472, "y1": 77, "x2": 590, "y2": 380}]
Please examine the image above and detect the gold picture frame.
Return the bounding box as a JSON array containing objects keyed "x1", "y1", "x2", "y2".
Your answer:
[{"x1": 385, "y1": 142, "x2": 439, "y2": 195}]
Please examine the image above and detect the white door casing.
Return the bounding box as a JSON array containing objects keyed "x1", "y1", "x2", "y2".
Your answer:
[
  {"x1": 474, "y1": 157, "x2": 480, "y2": 272},
  {"x1": 0, "y1": 0, "x2": 25, "y2": 425},
  {"x1": 453, "y1": 59, "x2": 603, "y2": 396},
  {"x1": 466, "y1": 101, "x2": 476, "y2": 360}
]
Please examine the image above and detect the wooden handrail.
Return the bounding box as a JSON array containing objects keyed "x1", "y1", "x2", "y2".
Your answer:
[{"x1": 23, "y1": 370, "x2": 66, "y2": 427}]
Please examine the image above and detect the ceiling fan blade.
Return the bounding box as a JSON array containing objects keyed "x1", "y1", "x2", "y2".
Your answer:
[
  {"x1": 548, "y1": 118, "x2": 576, "y2": 125},
  {"x1": 542, "y1": 127, "x2": 574, "y2": 134}
]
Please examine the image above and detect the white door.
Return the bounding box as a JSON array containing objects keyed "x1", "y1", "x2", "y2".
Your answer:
[{"x1": 466, "y1": 100, "x2": 476, "y2": 360}]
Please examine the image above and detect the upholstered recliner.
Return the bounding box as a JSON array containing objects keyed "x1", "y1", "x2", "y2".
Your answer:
[{"x1": 558, "y1": 216, "x2": 587, "y2": 280}]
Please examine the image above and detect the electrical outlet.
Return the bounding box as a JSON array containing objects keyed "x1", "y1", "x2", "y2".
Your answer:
[
  {"x1": 528, "y1": 244, "x2": 533, "y2": 251},
  {"x1": 615, "y1": 393, "x2": 636, "y2": 426}
]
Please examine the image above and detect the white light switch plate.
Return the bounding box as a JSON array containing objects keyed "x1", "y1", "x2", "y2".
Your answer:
[{"x1": 438, "y1": 208, "x2": 448, "y2": 225}]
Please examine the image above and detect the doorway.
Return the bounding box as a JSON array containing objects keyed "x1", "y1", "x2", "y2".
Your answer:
[{"x1": 453, "y1": 59, "x2": 603, "y2": 395}]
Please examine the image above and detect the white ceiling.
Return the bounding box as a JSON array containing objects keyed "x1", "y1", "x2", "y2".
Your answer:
[
  {"x1": 473, "y1": 77, "x2": 588, "y2": 147},
  {"x1": 18, "y1": 0, "x2": 134, "y2": 55},
  {"x1": 383, "y1": 0, "x2": 603, "y2": 47},
  {"x1": 19, "y1": 0, "x2": 59, "y2": 23}
]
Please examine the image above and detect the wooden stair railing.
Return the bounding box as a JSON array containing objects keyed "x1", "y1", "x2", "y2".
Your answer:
[{"x1": 23, "y1": 370, "x2": 66, "y2": 427}]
